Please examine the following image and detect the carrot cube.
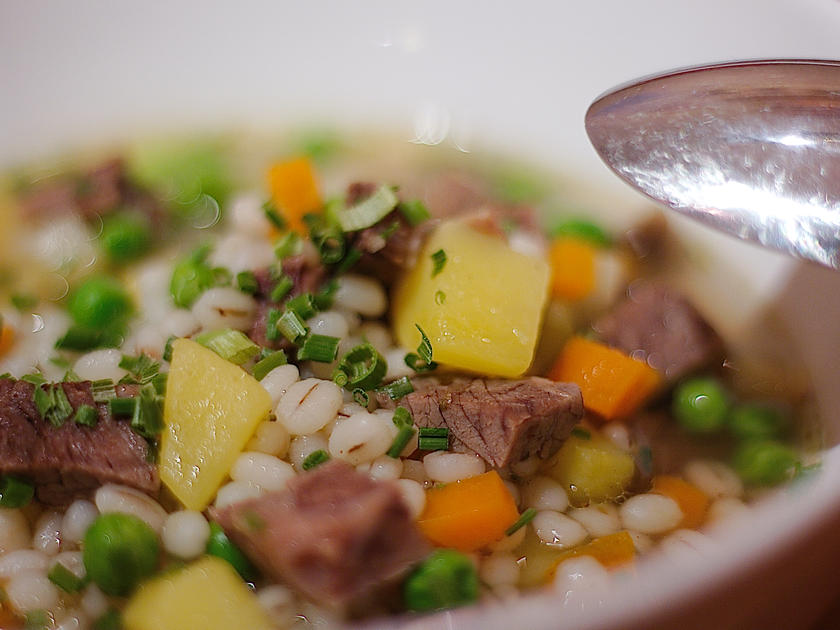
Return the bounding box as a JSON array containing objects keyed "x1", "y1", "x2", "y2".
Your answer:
[
  {"x1": 266, "y1": 157, "x2": 322, "y2": 234},
  {"x1": 417, "y1": 471, "x2": 520, "y2": 552},
  {"x1": 548, "y1": 336, "x2": 661, "y2": 421}
]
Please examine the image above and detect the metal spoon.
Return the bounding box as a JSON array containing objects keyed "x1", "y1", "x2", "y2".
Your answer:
[{"x1": 585, "y1": 59, "x2": 840, "y2": 268}]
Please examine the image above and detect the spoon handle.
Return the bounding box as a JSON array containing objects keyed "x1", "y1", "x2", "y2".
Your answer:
[{"x1": 586, "y1": 59, "x2": 840, "y2": 269}]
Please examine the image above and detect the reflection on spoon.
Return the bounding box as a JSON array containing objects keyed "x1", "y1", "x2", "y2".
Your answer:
[{"x1": 585, "y1": 59, "x2": 840, "y2": 269}]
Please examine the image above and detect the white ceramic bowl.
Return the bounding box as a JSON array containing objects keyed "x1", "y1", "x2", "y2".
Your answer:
[{"x1": 3, "y1": 2, "x2": 840, "y2": 628}]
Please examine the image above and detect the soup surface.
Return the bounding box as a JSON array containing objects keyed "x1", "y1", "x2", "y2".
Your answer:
[{"x1": 0, "y1": 133, "x2": 818, "y2": 629}]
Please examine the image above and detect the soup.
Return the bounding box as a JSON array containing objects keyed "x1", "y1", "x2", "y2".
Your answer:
[{"x1": 0, "y1": 133, "x2": 818, "y2": 629}]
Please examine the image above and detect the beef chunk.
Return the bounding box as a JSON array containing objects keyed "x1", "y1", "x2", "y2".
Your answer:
[
  {"x1": 212, "y1": 460, "x2": 429, "y2": 614},
  {"x1": 19, "y1": 158, "x2": 163, "y2": 227},
  {"x1": 247, "y1": 255, "x2": 327, "y2": 349},
  {"x1": 592, "y1": 282, "x2": 723, "y2": 382},
  {"x1": 398, "y1": 377, "x2": 583, "y2": 468},
  {"x1": 344, "y1": 182, "x2": 437, "y2": 286},
  {"x1": 0, "y1": 379, "x2": 159, "y2": 506}
]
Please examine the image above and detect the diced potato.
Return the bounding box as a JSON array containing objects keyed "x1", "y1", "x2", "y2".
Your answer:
[
  {"x1": 545, "y1": 432, "x2": 635, "y2": 507},
  {"x1": 161, "y1": 338, "x2": 272, "y2": 510},
  {"x1": 392, "y1": 220, "x2": 550, "y2": 378},
  {"x1": 123, "y1": 556, "x2": 271, "y2": 630}
]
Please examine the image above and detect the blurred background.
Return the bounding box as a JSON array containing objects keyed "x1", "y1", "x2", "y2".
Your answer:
[{"x1": 3, "y1": 2, "x2": 840, "y2": 628}]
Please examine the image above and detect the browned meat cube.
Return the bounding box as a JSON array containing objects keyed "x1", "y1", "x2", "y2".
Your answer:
[
  {"x1": 0, "y1": 379, "x2": 159, "y2": 506},
  {"x1": 592, "y1": 282, "x2": 723, "y2": 383},
  {"x1": 397, "y1": 377, "x2": 583, "y2": 468},
  {"x1": 212, "y1": 460, "x2": 430, "y2": 614}
]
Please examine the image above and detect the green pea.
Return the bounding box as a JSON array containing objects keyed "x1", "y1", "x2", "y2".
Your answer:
[
  {"x1": 100, "y1": 212, "x2": 152, "y2": 264},
  {"x1": 68, "y1": 276, "x2": 133, "y2": 329},
  {"x1": 83, "y1": 513, "x2": 159, "y2": 596},
  {"x1": 672, "y1": 376, "x2": 730, "y2": 433},
  {"x1": 403, "y1": 549, "x2": 479, "y2": 612},
  {"x1": 169, "y1": 259, "x2": 215, "y2": 308},
  {"x1": 205, "y1": 522, "x2": 257, "y2": 582},
  {"x1": 733, "y1": 440, "x2": 799, "y2": 486},
  {"x1": 728, "y1": 402, "x2": 786, "y2": 441},
  {"x1": 551, "y1": 217, "x2": 611, "y2": 247}
]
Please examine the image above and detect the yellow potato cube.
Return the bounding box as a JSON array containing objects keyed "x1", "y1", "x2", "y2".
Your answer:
[
  {"x1": 161, "y1": 338, "x2": 271, "y2": 510},
  {"x1": 545, "y1": 432, "x2": 635, "y2": 507},
  {"x1": 392, "y1": 221, "x2": 550, "y2": 377},
  {"x1": 124, "y1": 556, "x2": 271, "y2": 630}
]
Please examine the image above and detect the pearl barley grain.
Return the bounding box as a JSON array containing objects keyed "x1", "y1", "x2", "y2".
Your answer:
[
  {"x1": 620, "y1": 494, "x2": 683, "y2": 535},
  {"x1": 533, "y1": 511, "x2": 588, "y2": 548},
  {"x1": 162, "y1": 511, "x2": 211, "y2": 560}
]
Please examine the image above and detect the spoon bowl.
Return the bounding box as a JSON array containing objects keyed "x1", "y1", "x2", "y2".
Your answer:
[{"x1": 585, "y1": 59, "x2": 840, "y2": 268}]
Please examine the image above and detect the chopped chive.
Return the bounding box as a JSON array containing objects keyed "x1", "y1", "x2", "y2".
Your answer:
[
  {"x1": 265, "y1": 308, "x2": 283, "y2": 341},
  {"x1": 252, "y1": 350, "x2": 288, "y2": 381},
  {"x1": 276, "y1": 310, "x2": 308, "y2": 344},
  {"x1": 262, "y1": 201, "x2": 287, "y2": 230},
  {"x1": 505, "y1": 508, "x2": 537, "y2": 536},
  {"x1": 571, "y1": 427, "x2": 591, "y2": 440},
  {"x1": 21, "y1": 373, "x2": 47, "y2": 386},
  {"x1": 170, "y1": 251, "x2": 215, "y2": 308},
  {"x1": 118, "y1": 354, "x2": 160, "y2": 384},
  {"x1": 430, "y1": 249, "x2": 447, "y2": 277},
  {"x1": 335, "y1": 247, "x2": 362, "y2": 274},
  {"x1": 274, "y1": 231, "x2": 302, "y2": 259},
  {"x1": 337, "y1": 184, "x2": 399, "y2": 232},
  {"x1": 297, "y1": 334, "x2": 340, "y2": 363},
  {"x1": 404, "y1": 324, "x2": 437, "y2": 373},
  {"x1": 151, "y1": 372, "x2": 167, "y2": 396},
  {"x1": 332, "y1": 343, "x2": 387, "y2": 390},
  {"x1": 309, "y1": 220, "x2": 346, "y2": 265},
  {"x1": 194, "y1": 329, "x2": 260, "y2": 365},
  {"x1": 418, "y1": 426, "x2": 449, "y2": 451},
  {"x1": 33, "y1": 385, "x2": 54, "y2": 420},
  {"x1": 48, "y1": 562, "x2": 86, "y2": 594},
  {"x1": 55, "y1": 324, "x2": 124, "y2": 351},
  {"x1": 434, "y1": 290, "x2": 446, "y2": 305},
  {"x1": 91, "y1": 379, "x2": 116, "y2": 403},
  {"x1": 397, "y1": 199, "x2": 431, "y2": 226},
  {"x1": 286, "y1": 293, "x2": 317, "y2": 320},
  {"x1": 131, "y1": 384, "x2": 164, "y2": 438},
  {"x1": 73, "y1": 404, "x2": 99, "y2": 427},
  {"x1": 0, "y1": 476, "x2": 34, "y2": 508},
  {"x1": 313, "y1": 278, "x2": 339, "y2": 310},
  {"x1": 302, "y1": 449, "x2": 330, "y2": 471},
  {"x1": 377, "y1": 376, "x2": 414, "y2": 400},
  {"x1": 36, "y1": 384, "x2": 74, "y2": 428},
  {"x1": 416, "y1": 325, "x2": 434, "y2": 363},
  {"x1": 109, "y1": 397, "x2": 137, "y2": 417},
  {"x1": 163, "y1": 335, "x2": 176, "y2": 362},
  {"x1": 353, "y1": 388, "x2": 369, "y2": 407},
  {"x1": 387, "y1": 424, "x2": 416, "y2": 458},
  {"x1": 393, "y1": 406, "x2": 414, "y2": 428},
  {"x1": 62, "y1": 369, "x2": 81, "y2": 382},
  {"x1": 236, "y1": 270, "x2": 259, "y2": 295},
  {"x1": 270, "y1": 275, "x2": 294, "y2": 303}
]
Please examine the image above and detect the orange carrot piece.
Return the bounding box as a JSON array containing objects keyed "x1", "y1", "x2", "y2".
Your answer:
[
  {"x1": 547, "y1": 336, "x2": 662, "y2": 421},
  {"x1": 417, "y1": 470, "x2": 520, "y2": 552},
  {"x1": 551, "y1": 531, "x2": 636, "y2": 574},
  {"x1": 0, "y1": 323, "x2": 14, "y2": 357},
  {"x1": 266, "y1": 157, "x2": 322, "y2": 234},
  {"x1": 549, "y1": 237, "x2": 596, "y2": 301},
  {"x1": 651, "y1": 475, "x2": 709, "y2": 529}
]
